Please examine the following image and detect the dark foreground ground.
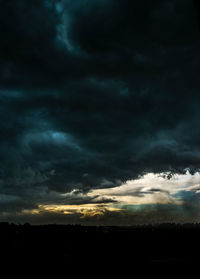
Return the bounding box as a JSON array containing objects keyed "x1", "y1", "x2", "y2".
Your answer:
[{"x1": 0, "y1": 222, "x2": 200, "y2": 275}]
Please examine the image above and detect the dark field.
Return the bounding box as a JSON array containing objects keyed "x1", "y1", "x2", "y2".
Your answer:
[{"x1": 0, "y1": 223, "x2": 200, "y2": 275}]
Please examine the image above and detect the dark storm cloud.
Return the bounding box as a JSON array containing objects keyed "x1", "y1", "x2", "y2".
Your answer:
[{"x1": 0, "y1": 0, "x2": 200, "y2": 216}]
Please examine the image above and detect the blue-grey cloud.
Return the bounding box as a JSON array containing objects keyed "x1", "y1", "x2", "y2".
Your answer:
[{"x1": 0, "y1": 0, "x2": 200, "y2": 221}]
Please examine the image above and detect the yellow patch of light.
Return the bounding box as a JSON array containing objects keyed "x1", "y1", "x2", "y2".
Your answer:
[
  {"x1": 21, "y1": 203, "x2": 122, "y2": 218},
  {"x1": 21, "y1": 209, "x2": 41, "y2": 215}
]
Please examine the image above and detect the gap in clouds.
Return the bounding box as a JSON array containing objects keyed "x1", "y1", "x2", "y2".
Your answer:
[{"x1": 3, "y1": 171, "x2": 200, "y2": 225}]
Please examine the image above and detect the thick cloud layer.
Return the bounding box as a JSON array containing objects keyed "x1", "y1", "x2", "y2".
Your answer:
[{"x1": 0, "y1": 0, "x2": 200, "y2": 219}]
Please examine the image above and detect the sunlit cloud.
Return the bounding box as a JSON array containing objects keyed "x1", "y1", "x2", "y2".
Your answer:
[
  {"x1": 21, "y1": 203, "x2": 122, "y2": 218},
  {"x1": 16, "y1": 171, "x2": 200, "y2": 218},
  {"x1": 87, "y1": 171, "x2": 200, "y2": 206},
  {"x1": 4, "y1": 171, "x2": 200, "y2": 225}
]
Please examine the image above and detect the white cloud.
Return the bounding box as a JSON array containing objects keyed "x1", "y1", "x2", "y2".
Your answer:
[{"x1": 87, "y1": 171, "x2": 200, "y2": 205}]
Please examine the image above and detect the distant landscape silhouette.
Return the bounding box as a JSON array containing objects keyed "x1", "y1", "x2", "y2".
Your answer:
[{"x1": 0, "y1": 222, "x2": 200, "y2": 275}]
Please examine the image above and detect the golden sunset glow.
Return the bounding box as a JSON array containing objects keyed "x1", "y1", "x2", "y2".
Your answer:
[
  {"x1": 16, "y1": 172, "x2": 200, "y2": 223},
  {"x1": 21, "y1": 203, "x2": 123, "y2": 218}
]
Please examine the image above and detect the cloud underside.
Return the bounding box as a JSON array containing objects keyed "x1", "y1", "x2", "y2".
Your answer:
[
  {"x1": 0, "y1": 0, "x2": 200, "y2": 223},
  {"x1": 2, "y1": 172, "x2": 200, "y2": 225}
]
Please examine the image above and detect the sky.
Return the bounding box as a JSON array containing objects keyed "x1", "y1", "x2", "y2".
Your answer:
[{"x1": 0, "y1": 0, "x2": 200, "y2": 225}]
